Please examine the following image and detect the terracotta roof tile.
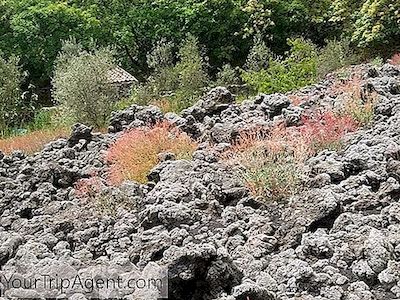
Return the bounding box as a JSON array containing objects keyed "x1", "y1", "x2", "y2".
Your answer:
[{"x1": 107, "y1": 66, "x2": 138, "y2": 84}]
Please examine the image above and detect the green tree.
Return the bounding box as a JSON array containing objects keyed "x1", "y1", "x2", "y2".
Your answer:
[
  {"x1": 1, "y1": 0, "x2": 102, "y2": 86},
  {"x1": 175, "y1": 34, "x2": 209, "y2": 106},
  {"x1": 0, "y1": 53, "x2": 24, "y2": 134},
  {"x1": 52, "y1": 41, "x2": 117, "y2": 128},
  {"x1": 329, "y1": 0, "x2": 400, "y2": 49}
]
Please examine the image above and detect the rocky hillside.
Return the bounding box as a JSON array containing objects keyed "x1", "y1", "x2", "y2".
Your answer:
[{"x1": 0, "y1": 64, "x2": 400, "y2": 299}]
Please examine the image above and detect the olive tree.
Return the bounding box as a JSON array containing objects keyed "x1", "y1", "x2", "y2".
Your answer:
[{"x1": 52, "y1": 40, "x2": 118, "y2": 128}]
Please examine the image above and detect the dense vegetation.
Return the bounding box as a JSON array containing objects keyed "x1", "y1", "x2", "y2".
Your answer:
[{"x1": 0, "y1": 0, "x2": 399, "y2": 136}]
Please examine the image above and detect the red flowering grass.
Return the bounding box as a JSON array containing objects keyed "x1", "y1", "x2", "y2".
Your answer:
[
  {"x1": 224, "y1": 124, "x2": 308, "y2": 200},
  {"x1": 298, "y1": 111, "x2": 358, "y2": 152},
  {"x1": 0, "y1": 128, "x2": 70, "y2": 155},
  {"x1": 223, "y1": 110, "x2": 360, "y2": 201},
  {"x1": 105, "y1": 121, "x2": 197, "y2": 185},
  {"x1": 389, "y1": 53, "x2": 400, "y2": 65}
]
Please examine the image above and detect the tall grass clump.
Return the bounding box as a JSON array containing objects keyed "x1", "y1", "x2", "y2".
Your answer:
[
  {"x1": 224, "y1": 110, "x2": 360, "y2": 201},
  {"x1": 105, "y1": 121, "x2": 197, "y2": 185},
  {"x1": 330, "y1": 75, "x2": 377, "y2": 126},
  {"x1": 224, "y1": 125, "x2": 309, "y2": 201}
]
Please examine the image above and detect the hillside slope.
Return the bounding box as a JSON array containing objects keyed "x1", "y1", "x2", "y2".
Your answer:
[{"x1": 0, "y1": 64, "x2": 400, "y2": 299}]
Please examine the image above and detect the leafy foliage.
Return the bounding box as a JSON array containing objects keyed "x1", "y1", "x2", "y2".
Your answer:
[
  {"x1": 242, "y1": 38, "x2": 318, "y2": 94},
  {"x1": 52, "y1": 40, "x2": 118, "y2": 128},
  {"x1": 131, "y1": 35, "x2": 209, "y2": 112},
  {"x1": 0, "y1": 53, "x2": 31, "y2": 134},
  {"x1": 215, "y1": 64, "x2": 241, "y2": 87},
  {"x1": 244, "y1": 34, "x2": 272, "y2": 72},
  {"x1": 175, "y1": 34, "x2": 209, "y2": 106},
  {"x1": 317, "y1": 38, "x2": 358, "y2": 78}
]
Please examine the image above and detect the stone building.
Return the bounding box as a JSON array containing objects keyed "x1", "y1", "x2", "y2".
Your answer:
[{"x1": 107, "y1": 66, "x2": 138, "y2": 97}]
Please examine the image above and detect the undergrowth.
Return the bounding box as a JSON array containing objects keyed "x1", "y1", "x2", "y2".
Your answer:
[
  {"x1": 223, "y1": 102, "x2": 370, "y2": 202},
  {"x1": 0, "y1": 127, "x2": 70, "y2": 155}
]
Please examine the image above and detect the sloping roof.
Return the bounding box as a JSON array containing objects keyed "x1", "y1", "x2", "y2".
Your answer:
[{"x1": 107, "y1": 66, "x2": 138, "y2": 84}]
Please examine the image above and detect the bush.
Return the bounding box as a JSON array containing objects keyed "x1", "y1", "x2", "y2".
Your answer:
[
  {"x1": 146, "y1": 39, "x2": 178, "y2": 95},
  {"x1": 105, "y1": 121, "x2": 197, "y2": 184},
  {"x1": 0, "y1": 54, "x2": 26, "y2": 134},
  {"x1": 52, "y1": 40, "x2": 118, "y2": 128},
  {"x1": 215, "y1": 64, "x2": 241, "y2": 87},
  {"x1": 317, "y1": 38, "x2": 359, "y2": 78},
  {"x1": 174, "y1": 34, "x2": 209, "y2": 107},
  {"x1": 244, "y1": 34, "x2": 272, "y2": 72},
  {"x1": 242, "y1": 38, "x2": 317, "y2": 94}
]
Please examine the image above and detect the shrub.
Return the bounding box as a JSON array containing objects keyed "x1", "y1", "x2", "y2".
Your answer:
[
  {"x1": 130, "y1": 35, "x2": 209, "y2": 113},
  {"x1": 317, "y1": 38, "x2": 359, "y2": 78},
  {"x1": 215, "y1": 64, "x2": 241, "y2": 87},
  {"x1": 244, "y1": 34, "x2": 272, "y2": 72},
  {"x1": 175, "y1": 34, "x2": 209, "y2": 107},
  {"x1": 241, "y1": 38, "x2": 317, "y2": 94},
  {"x1": 52, "y1": 40, "x2": 118, "y2": 128},
  {"x1": 146, "y1": 39, "x2": 178, "y2": 95},
  {"x1": 0, "y1": 127, "x2": 70, "y2": 155},
  {"x1": 105, "y1": 121, "x2": 197, "y2": 184}
]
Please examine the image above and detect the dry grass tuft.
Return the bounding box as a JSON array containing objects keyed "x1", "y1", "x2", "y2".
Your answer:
[
  {"x1": 0, "y1": 128, "x2": 70, "y2": 155},
  {"x1": 105, "y1": 121, "x2": 197, "y2": 184}
]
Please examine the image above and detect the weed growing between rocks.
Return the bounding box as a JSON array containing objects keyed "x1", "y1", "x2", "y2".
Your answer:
[
  {"x1": 74, "y1": 177, "x2": 135, "y2": 215},
  {"x1": 299, "y1": 112, "x2": 359, "y2": 152},
  {"x1": 105, "y1": 121, "x2": 198, "y2": 184},
  {"x1": 224, "y1": 110, "x2": 361, "y2": 201},
  {"x1": 223, "y1": 125, "x2": 309, "y2": 201},
  {"x1": 330, "y1": 74, "x2": 377, "y2": 126}
]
